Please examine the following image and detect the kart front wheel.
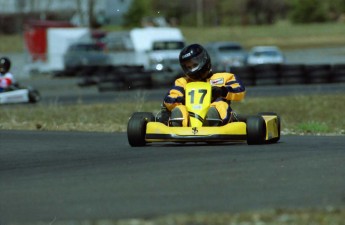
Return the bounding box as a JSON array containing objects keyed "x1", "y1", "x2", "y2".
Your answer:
[
  {"x1": 127, "y1": 112, "x2": 154, "y2": 147},
  {"x1": 246, "y1": 115, "x2": 266, "y2": 145}
]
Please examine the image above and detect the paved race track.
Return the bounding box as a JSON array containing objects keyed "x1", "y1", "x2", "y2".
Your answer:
[{"x1": 0, "y1": 130, "x2": 344, "y2": 223}]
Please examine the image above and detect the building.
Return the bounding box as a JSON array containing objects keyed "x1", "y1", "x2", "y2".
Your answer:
[{"x1": 0, "y1": 0, "x2": 132, "y2": 33}]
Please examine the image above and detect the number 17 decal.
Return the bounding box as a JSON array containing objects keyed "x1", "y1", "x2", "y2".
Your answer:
[{"x1": 188, "y1": 89, "x2": 207, "y2": 104}]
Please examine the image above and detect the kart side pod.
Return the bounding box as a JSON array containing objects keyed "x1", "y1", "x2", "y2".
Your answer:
[{"x1": 0, "y1": 87, "x2": 40, "y2": 104}]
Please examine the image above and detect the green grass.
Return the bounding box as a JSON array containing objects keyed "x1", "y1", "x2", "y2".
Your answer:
[
  {"x1": 1, "y1": 94, "x2": 344, "y2": 135},
  {"x1": 297, "y1": 121, "x2": 330, "y2": 133},
  {"x1": 111, "y1": 208, "x2": 345, "y2": 225},
  {"x1": 180, "y1": 22, "x2": 345, "y2": 49},
  {"x1": 9, "y1": 208, "x2": 345, "y2": 225},
  {"x1": 234, "y1": 94, "x2": 345, "y2": 135}
]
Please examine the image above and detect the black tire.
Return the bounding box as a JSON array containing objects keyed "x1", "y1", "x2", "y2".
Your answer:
[
  {"x1": 234, "y1": 113, "x2": 249, "y2": 122},
  {"x1": 127, "y1": 112, "x2": 154, "y2": 147},
  {"x1": 258, "y1": 112, "x2": 281, "y2": 143},
  {"x1": 28, "y1": 89, "x2": 41, "y2": 103},
  {"x1": 246, "y1": 115, "x2": 266, "y2": 145}
]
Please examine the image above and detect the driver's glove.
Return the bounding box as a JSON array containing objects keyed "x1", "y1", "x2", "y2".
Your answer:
[{"x1": 211, "y1": 86, "x2": 227, "y2": 99}]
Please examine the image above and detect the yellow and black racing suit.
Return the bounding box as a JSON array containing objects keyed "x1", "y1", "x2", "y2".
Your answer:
[{"x1": 163, "y1": 72, "x2": 246, "y2": 125}]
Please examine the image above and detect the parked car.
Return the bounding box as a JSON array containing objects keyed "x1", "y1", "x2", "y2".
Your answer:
[
  {"x1": 103, "y1": 27, "x2": 186, "y2": 72},
  {"x1": 103, "y1": 27, "x2": 186, "y2": 87},
  {"x1": 63, "y1": 42, "x2": 110, "y2": 70},
  {"x1": 247, "y1": 46, "x2": 285, "y2": 65},
  {"x1": 205, "y1": 42, "x2": 247, "y2": 72}
]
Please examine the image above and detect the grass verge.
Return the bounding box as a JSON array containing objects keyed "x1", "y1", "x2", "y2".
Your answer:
[
  {"x1": 9, "y1": 207, "x2": 345, "y2": 225},
  {"x1": 107, "y1": 208, "x2": 345, "y2": 225},
  {"x1": 1, "y1": 94, "x2": 344, "y2": 135},
  {"x1": 181, "y1": 22, "x2": 345, "y2": 49}
]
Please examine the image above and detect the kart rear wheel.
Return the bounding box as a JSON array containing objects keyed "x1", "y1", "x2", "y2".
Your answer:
[
  {"x1": 258, "y1": 112, "x2": 281, "y2": 143},
  {"x1": 127, "y1": 112, "x2": 154, "y2": 147},
  {"x1": 246, "y1": 115, "x2": 266, "y2": 145},
  {"x1": 235, "y1": 113, "x2": 249, "y2": 122},
  {"x1": 28, "y1": 89, "x2": 41, "y2": 103}
]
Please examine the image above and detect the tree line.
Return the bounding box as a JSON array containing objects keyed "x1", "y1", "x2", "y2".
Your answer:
[
  {"x1": 123, "y1": 0, "x2": 345, "y2": 27},
  {"x1": 1, "y1": 0, "x2": 344, "y2": 34}
]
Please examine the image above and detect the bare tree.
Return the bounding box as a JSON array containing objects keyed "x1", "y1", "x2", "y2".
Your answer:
[
  {"x1": 88, "y1": 0, "x2": 97, "y2": 27},
  {"x1": 75, "y1": 0, "x2": 85, "y2": 25},
  {"x1": 246, "y1": 0, "x2": 287, "y2": 25},
  {"x1": 196, "y1": 0, "x2": 203, "y2": 27}
]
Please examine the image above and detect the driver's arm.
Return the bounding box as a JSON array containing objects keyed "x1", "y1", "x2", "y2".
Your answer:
[
  {"x1": 211, "y1": 72, "x2": 246, "y2": 101},
  {"x1": 163, "y1": 77, "x2": 187, "y2": 111}
]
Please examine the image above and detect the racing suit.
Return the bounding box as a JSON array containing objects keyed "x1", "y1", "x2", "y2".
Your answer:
[
  {"x1": 163, "y1": 72, "x2": 245, "y2": 126},
  {"x1": 0, "y1": 72, "x2": 15, "y2": 92}
]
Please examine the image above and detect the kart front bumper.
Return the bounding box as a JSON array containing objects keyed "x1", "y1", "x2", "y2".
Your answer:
[{"x1": 145, "y1": 122, "x2": 247, "y2": 143}]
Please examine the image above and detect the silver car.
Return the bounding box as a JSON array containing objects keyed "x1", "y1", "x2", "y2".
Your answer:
[
  {"x1": 247, "y1": 46, "x2": 285, "y2": 65},
  {"x1": 205, "y1": 42, "x2": 247, "y2": 72},
  {"x1": 63, "y1": 43, "x2": 109, "y2": 70}
]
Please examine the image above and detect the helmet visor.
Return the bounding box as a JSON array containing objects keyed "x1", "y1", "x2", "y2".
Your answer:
[{"x1": 181, "y1": 51, "x2": 208, "y2": 73}]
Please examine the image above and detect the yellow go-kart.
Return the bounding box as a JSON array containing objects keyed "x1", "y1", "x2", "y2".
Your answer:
[{"x1": 127, "y1": 82, "x2": 280, "y2": 146}]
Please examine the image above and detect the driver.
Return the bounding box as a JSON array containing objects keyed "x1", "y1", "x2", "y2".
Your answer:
[
  {"x1": 0, "y1": 57, "x2": 15, "y2": 92},
  {"x1": 163, "y1": 43, "x2": 246, "y2": 126}
]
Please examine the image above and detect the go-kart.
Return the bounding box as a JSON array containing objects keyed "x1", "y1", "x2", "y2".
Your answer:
[
  {"x1": 0, "y1": 83, "x2": 40, "y2": 104},
  {"x1": 127, "y1": 81, "x2": 280, "y2": 146}
]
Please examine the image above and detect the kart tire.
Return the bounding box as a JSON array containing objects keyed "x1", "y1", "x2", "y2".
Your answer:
[
  {"x1": 246, "y1": 115, "x2": 266, "y2": 145},
  {"x1": 235, "y1": 114, "x2": 249, "y2": 122},
  {"x1": 127, "y1": 112, "x2": 154, "y2": 147},
  {"x1": 258, "y1": 112, "x2": 281, "y2": 143},
  {"x1": 28, "y1": 90, "x2": 41, "y2": 103}
]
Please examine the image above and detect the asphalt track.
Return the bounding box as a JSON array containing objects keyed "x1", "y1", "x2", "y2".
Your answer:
[{"x1": 1, "y1": 130, "x2": 344, "y2": 223}]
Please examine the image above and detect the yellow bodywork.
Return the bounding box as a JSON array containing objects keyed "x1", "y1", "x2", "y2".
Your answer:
[
  {"x1": 185, "y1": 82, "x2": 212, "y2": 127},
  {"x1": 146, "y1": 121, "x2": 247, "y2": 142},
  {"x1": 145, "y1": 115, "x2": 279, "y2": 143},
  {"x1": 262, "y1": 115, "x2": 280, "y2": 140}
]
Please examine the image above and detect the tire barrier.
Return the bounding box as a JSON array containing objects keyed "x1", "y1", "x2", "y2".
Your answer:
[
  {"x1": 96, "y1": 65, "x2": 152, "y2": 92},
  {"x1": 230, "y1": 63, "x2": 345, "y2": 87},
  {"x1": 53, "y1": 63, "x2": 345, "y2": 92},
  {"x1": 331, "y1": 64, "x2": 345, "y2": 83},
  {"x1": 304, "y1": 64, "x2": 332, "y2": 84},
  {"x1": 53, "y1": 65, "x2": 152, "y2": 91},
  {"x1": 252, "y1": 64, "x2": 281, "y2": 86},
  {"x1": 278, "y1": 64, "x2": 305, "y2": 85}
]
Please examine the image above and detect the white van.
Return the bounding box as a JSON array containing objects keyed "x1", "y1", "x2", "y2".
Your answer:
[{"x1": 104, "y1": 27, "x2": 186, "y2": 73}]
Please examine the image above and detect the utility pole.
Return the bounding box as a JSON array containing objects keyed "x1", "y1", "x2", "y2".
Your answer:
[{"x1": 196, "y1": 0, "x2": 203, "y2": 27}]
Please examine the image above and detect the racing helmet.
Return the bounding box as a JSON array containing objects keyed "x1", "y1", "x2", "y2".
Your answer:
[
  {"x1": 0, "y1": 57, "x2": 11, "y2": 74},
  {"x1": 179, "y1": 44, "x2": 211, "y2": 81}
]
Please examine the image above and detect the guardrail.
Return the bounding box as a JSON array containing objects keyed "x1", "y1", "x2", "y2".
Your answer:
[{"x1": 230, "y1": 63, "x2": 345, "y2": 86}]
